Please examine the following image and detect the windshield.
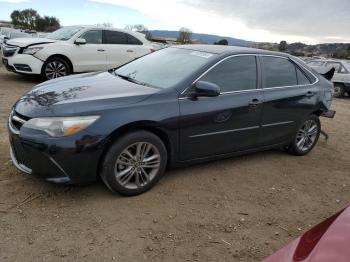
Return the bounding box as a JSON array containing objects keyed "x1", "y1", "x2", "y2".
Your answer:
[
  {"x1": 46, "y1": 26, "x2": 82, "y2": 40},
  {"x1": 115, "y1": 48, "x2": 216, "y2": 89}
]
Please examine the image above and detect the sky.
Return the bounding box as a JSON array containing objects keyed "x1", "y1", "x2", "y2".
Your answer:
[{"x1": 0, "y1": 0, "x2": 349, "y2": 44}]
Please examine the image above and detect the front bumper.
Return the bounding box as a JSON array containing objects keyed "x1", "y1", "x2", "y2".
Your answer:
[
  {"x1": 322, "y1": 110, "x2": 336, "y2": 118},
  {"x1": 3, "y1": 53, "x2": 43, "y2": 75},
  {"x1": 8, "y1": 112, "x2": 104, "y2": 185}
]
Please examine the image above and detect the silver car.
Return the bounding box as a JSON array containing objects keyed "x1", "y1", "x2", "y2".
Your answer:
[{"x1": 308, "y1": 59, "x2": 350, "y2": 98}]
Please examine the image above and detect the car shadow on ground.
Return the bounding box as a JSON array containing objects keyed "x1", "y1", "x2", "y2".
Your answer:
[
  {"x1": 1, "y1": 72, "x2": 43, "y2": 85},
  {"x1": 11, "y1": 148, "x2": 288, "y2": 201}
]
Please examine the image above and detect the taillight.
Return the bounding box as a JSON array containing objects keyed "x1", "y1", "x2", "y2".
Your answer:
[{"x1": 150, "y1": 48, "x2": 156, "y2": 52}]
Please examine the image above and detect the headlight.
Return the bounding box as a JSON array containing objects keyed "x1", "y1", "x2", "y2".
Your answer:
[
  {"x1": 23, "y1": 46, "x2": 44, "y2": 55},
  {"x1": 23, "y1": 116, "x2": 100, "y2": 137}
]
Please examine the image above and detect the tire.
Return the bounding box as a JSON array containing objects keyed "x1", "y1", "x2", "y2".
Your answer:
[
  {"x1": 333, "y1": 84, "x2": 345, "y2": 98},
  {"x1": 41, "y1": 57, "x2": 71, "y2": 80},
  {"x1": 101, "y1": 130, "x2": 167, "y2": 196},
  {"x1": 288, "y1": 115, "x2": 321, "y2": 156}
]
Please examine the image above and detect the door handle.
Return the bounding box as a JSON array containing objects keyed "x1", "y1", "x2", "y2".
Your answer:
[
  {"x1": 97, "y1": 49, "x2": 105, "y2": 52},
  {"x1": 126, "y1": 49, "x2": 134, "y2": 53},
  {"x1": 305, "y1": 91, "x2": 315, "y2": 97},
  {"x1": 249, "y1": 98, "x2": 261, "y2": 107}
]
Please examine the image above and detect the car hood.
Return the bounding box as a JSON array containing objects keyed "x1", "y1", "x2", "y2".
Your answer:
[
  {"x1": 14, "y1": 72, "x2": 160, "y2": 118},
  {"x1": 263, "y1": 206, "x2": 350, "y2": 262},
  {"x1": 6, "y1": 37, "x2": 57, "y2": 47}
]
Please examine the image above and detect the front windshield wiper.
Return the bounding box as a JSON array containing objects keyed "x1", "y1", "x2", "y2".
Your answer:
[{"x1": 115, "y1": 73, "x2": 150, "y2": 87}]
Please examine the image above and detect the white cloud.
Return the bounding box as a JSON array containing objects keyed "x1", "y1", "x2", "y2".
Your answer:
[{"x1": 89, "y1": 0, "x2": 349, "y2": 44}]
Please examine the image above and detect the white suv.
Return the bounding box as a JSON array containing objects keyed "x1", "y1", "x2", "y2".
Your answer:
[{"x1": 2, "y1": 26, "x2": 154, "y2": 79}]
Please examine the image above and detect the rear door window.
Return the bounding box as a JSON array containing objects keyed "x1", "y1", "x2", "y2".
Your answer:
[
  {"x1": 126, "y1": 34, "x2": 142, "y2": 45},
  {"x1": 262, "y1": 57, "x2": 297, "y2": 88},
  {"x1": 104, "y1": 30, "x2": 127, "y2": 44}
]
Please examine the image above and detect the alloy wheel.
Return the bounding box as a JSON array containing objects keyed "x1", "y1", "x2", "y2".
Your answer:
[
  {"x1": 45, "y1": 61, "x2": 68, "y2": 79},
  {"x1": 296, "y1": 120, "x2": 318, "y2": 152},
  {"x1": 114, "y1": 142, "x2": 161, "y2": 189}
]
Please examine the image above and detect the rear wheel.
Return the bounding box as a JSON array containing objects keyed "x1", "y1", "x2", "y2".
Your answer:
[
  {"x1": 42, "y1": 57, "x2": 71, "y2": 80},
  {"x1": 333, "y1": 84, "x2": 345, "y2": 98},
  {"x1": 288, "y1": 115, "x2": 321, "y2": 156},
  {"x1": 101, "y1": 131, "x2": 167, "y2": 196}
]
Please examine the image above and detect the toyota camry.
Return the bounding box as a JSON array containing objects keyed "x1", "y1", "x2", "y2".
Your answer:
[{"x1": 8, "y1": 45, "x2": 335, "y2": 196}]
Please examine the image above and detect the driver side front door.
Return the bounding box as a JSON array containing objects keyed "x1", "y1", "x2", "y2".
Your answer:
[
  {"x1": 71, "y1": 29, "x2": 107, "y2": 72},
  {"x1": 178, "y1": 55, "x2": 263, "y2": 161}
]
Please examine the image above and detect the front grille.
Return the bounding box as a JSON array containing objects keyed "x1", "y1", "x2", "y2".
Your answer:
[
  {"x1": 2, "y1": 45, "x2": 18, "y2": 57},
  {"x1": 9, "y1": 110, "x2": 31, "y2": 132},
  {"x1": 10, "y1": 137, "x2": 31, "y2": 168}
]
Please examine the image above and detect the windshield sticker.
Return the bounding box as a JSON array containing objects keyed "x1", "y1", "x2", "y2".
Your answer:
[{"x1": 189, "y1": 51, "x2": 213, "y2": 58}]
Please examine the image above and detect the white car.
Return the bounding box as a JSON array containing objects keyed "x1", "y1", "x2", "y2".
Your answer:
[
  {"x1": 308, "y1": 59, "x2": 350, "y2": 98},
  {"x1": 2, "y1": 26, "x2": 154, "y2": 79}
]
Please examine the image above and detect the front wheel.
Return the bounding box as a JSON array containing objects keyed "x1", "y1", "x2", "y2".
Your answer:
[
  {"x1": 288, "y1": 115, "x2": 321, "y2": 156},
  {"x1": 101, "y1": 131, "x2": 167, "y2": 196},
  {"x1": 42, "y1": 57, "x2": 71, "y2": 80}
]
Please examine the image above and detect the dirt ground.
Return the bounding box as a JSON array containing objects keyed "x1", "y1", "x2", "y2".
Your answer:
[{"x1": 0, "y1": 62, "x2": 349, "y2": 262}]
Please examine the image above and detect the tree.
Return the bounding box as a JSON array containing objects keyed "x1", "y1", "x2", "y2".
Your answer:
[
  {"x1": 125, "y1": 24, "x2": 152, "y2": 40},
  {"x1": 36, "y1": 16, "x2": 60, "y2": 32},
  {"x1": 332, "y1": 50, "x2": 350, "y2": 59},
  {"x1": 10, "y1": 10, "x2": 23, "y2": 28},
  {"x1": 177, "y1": 27, "x2": 192, "y2": 44},
  {"x1": 278, "y1": 40, "x2": 288, "y2": 52},
  {"x1": 10, "y1": 9, "x2": 60, "y2": 32},
  {"x1": 214, "y1": 39, "x2": 228, "y2": 45}
]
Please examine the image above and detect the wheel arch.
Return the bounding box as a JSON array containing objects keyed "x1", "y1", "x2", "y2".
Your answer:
[
  {"x1": 44, "y1": 54, "x2": 74, "y2": 73},
  {"x1": 310, "y1": 109, "x2": 324, "y2": 116},
  {"x1": 96, "y1": 121, "x2": 175, "y2": 178}
]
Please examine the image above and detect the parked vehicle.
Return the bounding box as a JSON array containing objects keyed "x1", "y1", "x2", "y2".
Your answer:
[
  {"x1": 2, "y1": 26, "x2": 154, "y2": 80},
  {"x1": 0, "y1": 27, "x2": 12, "y2": 36},
  {"x1": 263, "y1": 205, "x2": 350, "y2": 262},
  {"x1": 308, "y1": 59, "x2": 350, "y2": 98},
  {"x1": 151, "y1": 42, "x2": 168, "y2": 50},
  {"x1": 8, "y1": 45, "x2": 334, "y2": 196},
  {"x1": 0, "y1": 27, "x2": 14, "y2": 49},
  {"x1": 0, "y1": 30, "x2": 32, "y2": 49}
]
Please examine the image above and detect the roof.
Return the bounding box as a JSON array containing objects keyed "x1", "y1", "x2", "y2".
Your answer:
[
  {"x1": 175, "y1": 44, "x2": 289, "y2": 57},
  {"x1": 64, "y1": 25, "x2": 149, "y2": 42}
]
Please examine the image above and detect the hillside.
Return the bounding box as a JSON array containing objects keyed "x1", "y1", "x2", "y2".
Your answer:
[
  {"x1": 252, "y1": 42, "x2": 350, "y2": 57},
  {"x1": 149, "y1": 30, "x2": 254, "y2": 47}
]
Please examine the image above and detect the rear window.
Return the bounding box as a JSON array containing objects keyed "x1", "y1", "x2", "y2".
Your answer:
[
  {"x1": 262, "y1": 57, "x2": 297, "y2": 88},
  {"x1": 126, "y1": 34, "x2": 142, "y2": 45}
]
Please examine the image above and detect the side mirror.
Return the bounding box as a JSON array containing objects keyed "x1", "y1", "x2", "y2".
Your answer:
[
  {"x1": 74, "y1": 38, "x2": 86, "y2": 45},
  {"x1": 193, "y1": 81, "x2": 220, "y2": 98}
]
